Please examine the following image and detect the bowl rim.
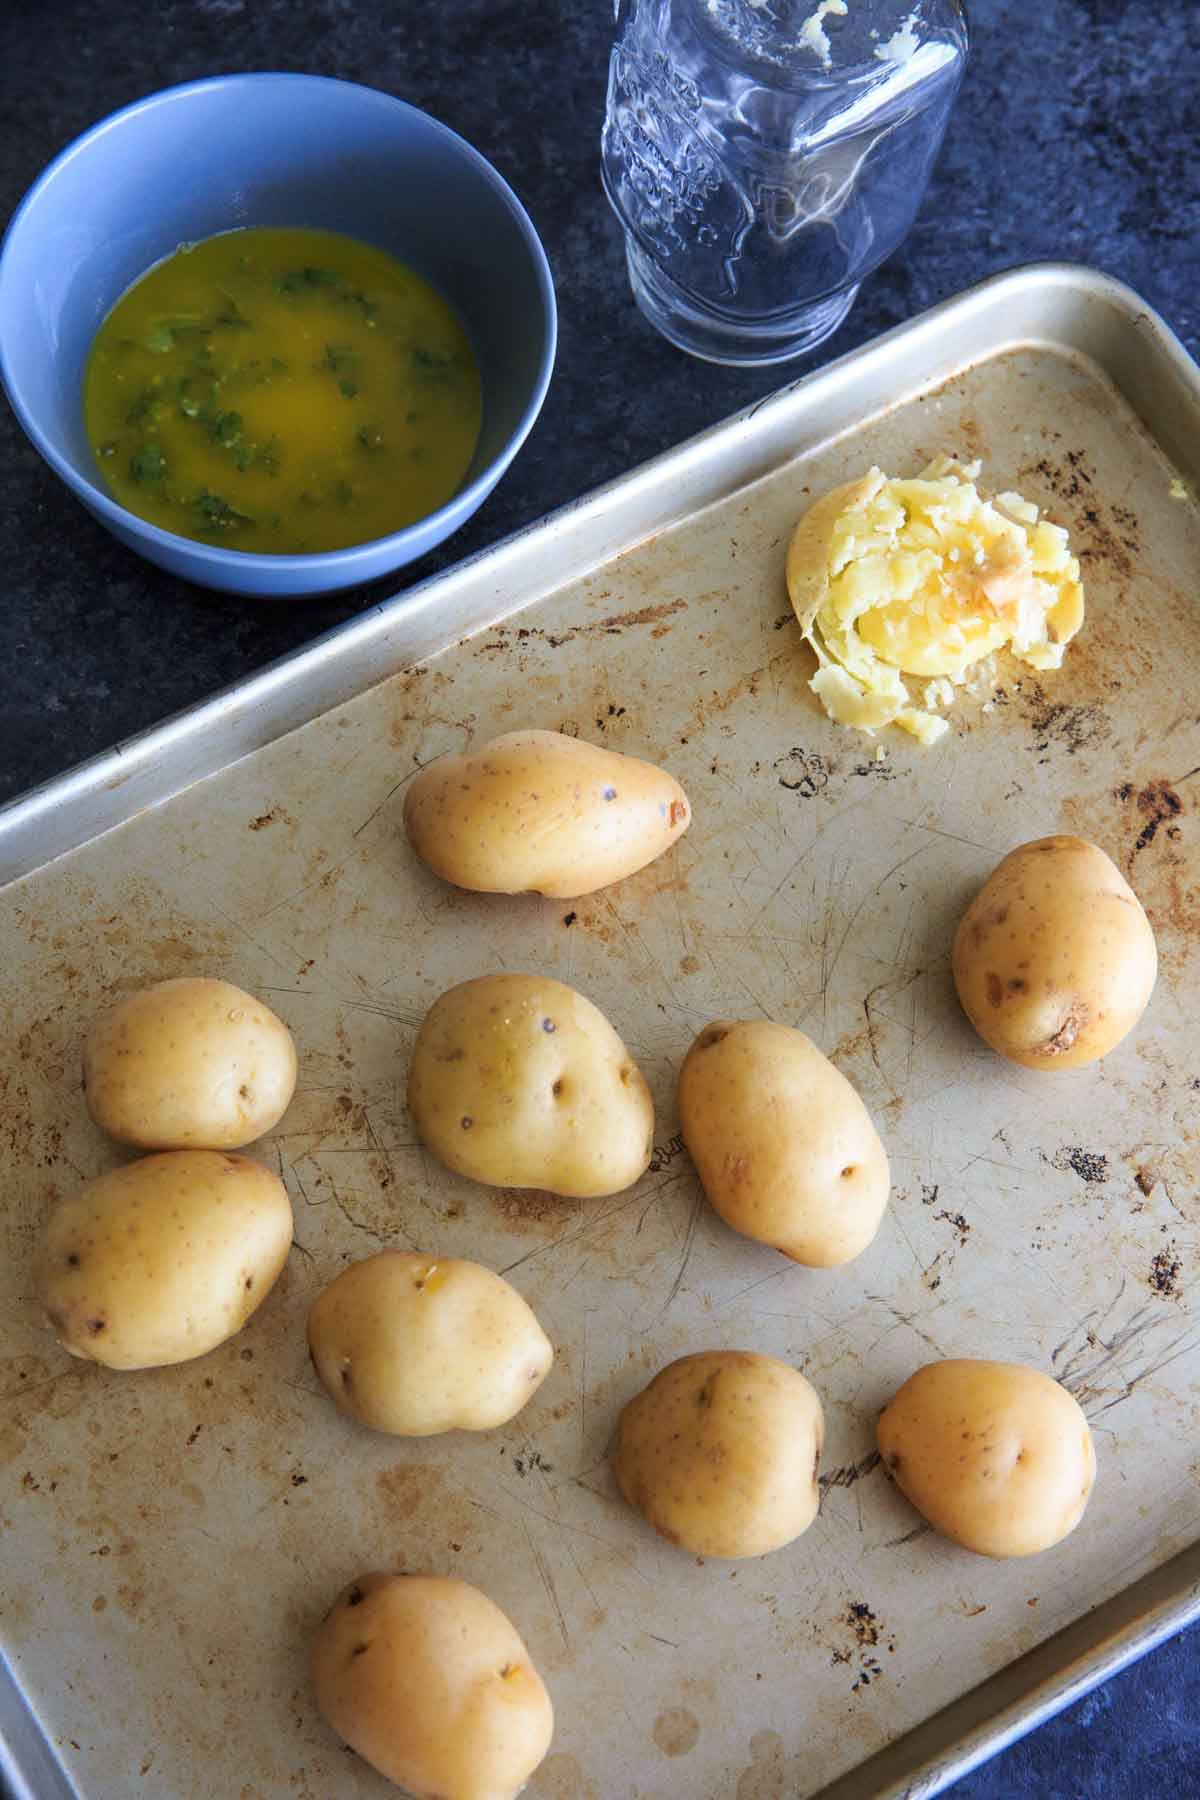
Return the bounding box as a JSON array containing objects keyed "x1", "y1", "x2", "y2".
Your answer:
[{"x1": 0, "y1": 71, "x2": 558, "y2": 574}]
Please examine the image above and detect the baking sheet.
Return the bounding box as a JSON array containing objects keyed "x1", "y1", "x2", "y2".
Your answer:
[{"x1": 2, "y1": 267, "x2": 1199, "y2": 1800}]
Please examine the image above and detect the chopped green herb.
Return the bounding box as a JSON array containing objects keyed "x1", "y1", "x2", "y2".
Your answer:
[
  {"x1": 98, "y1": 441, "x2": 117, "y2": 458},
  {"x1": 215, "y1": 292, "x2": 251, "y2": 328},
  {"x1": 356, "y1": 424, "x2": 385, "y2": 452},
  {"x1": 409, "y1": 343, "x2": 460, "y2": 385},
  {"x1": 210, "y1": 409, "x2": 243, "y2": 448},
  {"x1": 342, "y1": 288, "x2": 378, "y2": 323},
  {"x1": 191, "y1": 489, "x2": 254, "y2": 532},
  {"x1": 130, "y1": 444, "x2": 167, "y2": 483},
  {"x1": 318, "y1": 343, "x2": 356, "y2": 376},
  {"x1": 339, "y1": 378, "x2": 359, "y2": 399},
  {"x1": 278, "y1": 265, "x2": 339, "y2": 294},
  {"x1": 335, "y1": 479, "x2": 354, "y2": 507},
  {"x1": 126, "y1": 386, "x2": 161, "y2": 426},
  {"x1": 145, "y1": 322, "x2": 175, "y2": 354}
]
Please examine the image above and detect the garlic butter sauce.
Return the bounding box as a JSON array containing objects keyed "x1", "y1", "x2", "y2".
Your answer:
[{"x1": 84, "y1": 227, "x2": 482, "y2": 554}]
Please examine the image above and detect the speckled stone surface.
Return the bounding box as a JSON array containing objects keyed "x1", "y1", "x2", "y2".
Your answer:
[{"x1": 1, "y1": 2, "x2": 1198, "y2": 1796}]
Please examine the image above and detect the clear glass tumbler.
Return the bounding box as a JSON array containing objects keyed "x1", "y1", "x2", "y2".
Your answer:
[{"x1": 601, "y1": 0, "x2": 968, "y2": 365}]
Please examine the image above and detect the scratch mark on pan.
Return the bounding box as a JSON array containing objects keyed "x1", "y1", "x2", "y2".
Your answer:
[
  {"x1": 865, "y1": 1298, "x2": 949, "y2": 1359},
  {"x1": 823, "y1": 843, "x2": 932, "y2": 995},
  {"x1": 1086, "y1": 1335, "x2": 1199, "y2": 1417},
  {"x1": 651, "y1": 1192, "x2": 703, "y2": 1326},
  {"x1": 893, "y1": 818, "x2": 997, "y2": 854},
  {"x1": 521, "y1": 1519, "x2": 570, "y2": 1649},
  {"x1": 880, "y1": 1522, "x2": 931, "y2": 1548},
  {"x1": 497, "y1": 1191, "x2": 637, "y2": 1280},
  {"x1": 205, "y1": 903, "x2": 291, "y2": 973},
  {"x1": 352, "y1": 761, "x2": 427, "y2": 838},
  {"x1": 559, "y1": 1531, "x2": 605, "y2": 1619},
  {"x1": 819, "y1": 1452, "x2": 882, "y2": 1493},
  {"x1": 714, "y1": 1266, "x2": 795, "y2": 1311},
  {"x1": 1053, "y1": 1286, "x2": 1198, "y2": 1417}
]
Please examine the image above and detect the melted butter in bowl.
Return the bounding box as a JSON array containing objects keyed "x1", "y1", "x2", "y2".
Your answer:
[{"x1": 84, "y1": 227, "x2": 482, "y2": 555}]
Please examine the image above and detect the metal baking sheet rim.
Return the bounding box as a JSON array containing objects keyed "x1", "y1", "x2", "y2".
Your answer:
[{"x1": 1, "y1": 260, "x2": 1198, "y2": 1800}]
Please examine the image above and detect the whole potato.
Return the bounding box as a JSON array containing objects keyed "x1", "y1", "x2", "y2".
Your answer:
[
  {"x1": 952, "y1": 835, "x2": 1157, "y2": 1069},
  {"x1": 678, "y1": 1019, "x2": 889, "y2": 1267},
  {"x1": 408, "y1": 974, "x2": 653, "y2": 1198},
  {"x1": 83, "y1": 976, "x2": 297, "y2": 1149},
  {"x1": 614, "y1": 1350, "x2": 824, "y2": 1559},
  {"x1": 308, "y1": 1251, "x2": 553, "y2": 1435},
  {"x1": 311, "y1": 1572, "x2": 553, "y2": 1800},
  {"x1": 877, "y1": 1359, "x2": 1096, "y2": 1557},
  {"x1": 403, "y1": 728, "x2": 691, "y2": 899},
  {"x1": 35, "y1": 1150, "x2": 293, "y2": 1370}
]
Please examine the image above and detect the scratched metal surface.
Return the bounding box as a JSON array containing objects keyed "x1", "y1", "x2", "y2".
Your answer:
[{"x1": 2, "y1": 334, "x2": 1199, "y2": 1800}]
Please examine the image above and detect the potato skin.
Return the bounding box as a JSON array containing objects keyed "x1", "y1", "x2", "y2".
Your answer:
[
  {"x1": 408, "y1": 974, "x2": 654, "y2": 1198},
  {"x1": 614, "y1": 1350, "x2": 824, "y2": 1559},
  {"x1": 952, "y1": 836, "x2": 1157, "y2": 1069},
  {"x1": 311, "y1": 1572, "x2": 553, "y2": 1800},
  {"x1": 877, "y1": 1359, "x2": 1096, "y2": 1558},
  {"x1": 403, "y1": 728, "x2": 690, "y2": 899},
  {"x1": 83, "y1": 977, "x2": 297, "y2": 1149},
  {"x1": 35, "y1": 1150, "x2": 293, "y2": 1370},
  {"x1": 308, "y1": 1252, "x2": 553, "y2": 1436},
  {"x1": 678, "y1": 1019, "x2": 889, "y2": 1267}
]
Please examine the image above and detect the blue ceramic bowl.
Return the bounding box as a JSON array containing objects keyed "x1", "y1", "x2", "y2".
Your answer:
[{"x1": 0, "y1": 74, "x2": 557, "y2": 596}]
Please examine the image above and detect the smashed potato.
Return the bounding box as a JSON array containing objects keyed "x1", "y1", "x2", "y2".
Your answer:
[{"x1": 786, "y1": 458, "x2": 1084, "y2": 743}]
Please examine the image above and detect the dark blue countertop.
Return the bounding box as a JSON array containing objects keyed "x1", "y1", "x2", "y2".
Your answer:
[{"x1": 1, "y1": 3, "x2": 1198, "y2": 1796}]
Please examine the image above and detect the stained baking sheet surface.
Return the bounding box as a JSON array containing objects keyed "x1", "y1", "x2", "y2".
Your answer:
[{"x1": 2, "y1": 280, "x2": 1199, "y2": 1800}]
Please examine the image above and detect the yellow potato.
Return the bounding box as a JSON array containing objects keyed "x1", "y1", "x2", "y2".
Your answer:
[
  {"x1": 613, "y1": 1350, "x2": 824, "y2": 1559},
  {"x1": 678, "y1": 1019, "x2": 889, "y2": 1267},
  {"x1": 311, "y1": 1572, "x2": 553, "y2": 1800},
  {"x1": 952, "y1": 835, "x2": 1157, "y2": 1069},
  {"x1": 408, "y1": 973, "x2": 653, "y2": 1198},
  {"x1": 786, "y1": 457, "x2": 1084, "y2": 745},
  {"x1": 877, "y1": 1359, "x2": 1096, "y2": 1557},
  {"x1": 35, "y1": 1150, "x2": 293, "y2": 1370},
  {"x1": 83, "y1": 976, "x2": 297, "y2": 1149},
  {"x1": 308, "y1": 1251, "x2": 553, "y2": 1435},
  {"x1": 403, "y1": 728, "x2": 691, "y2": 898}
]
